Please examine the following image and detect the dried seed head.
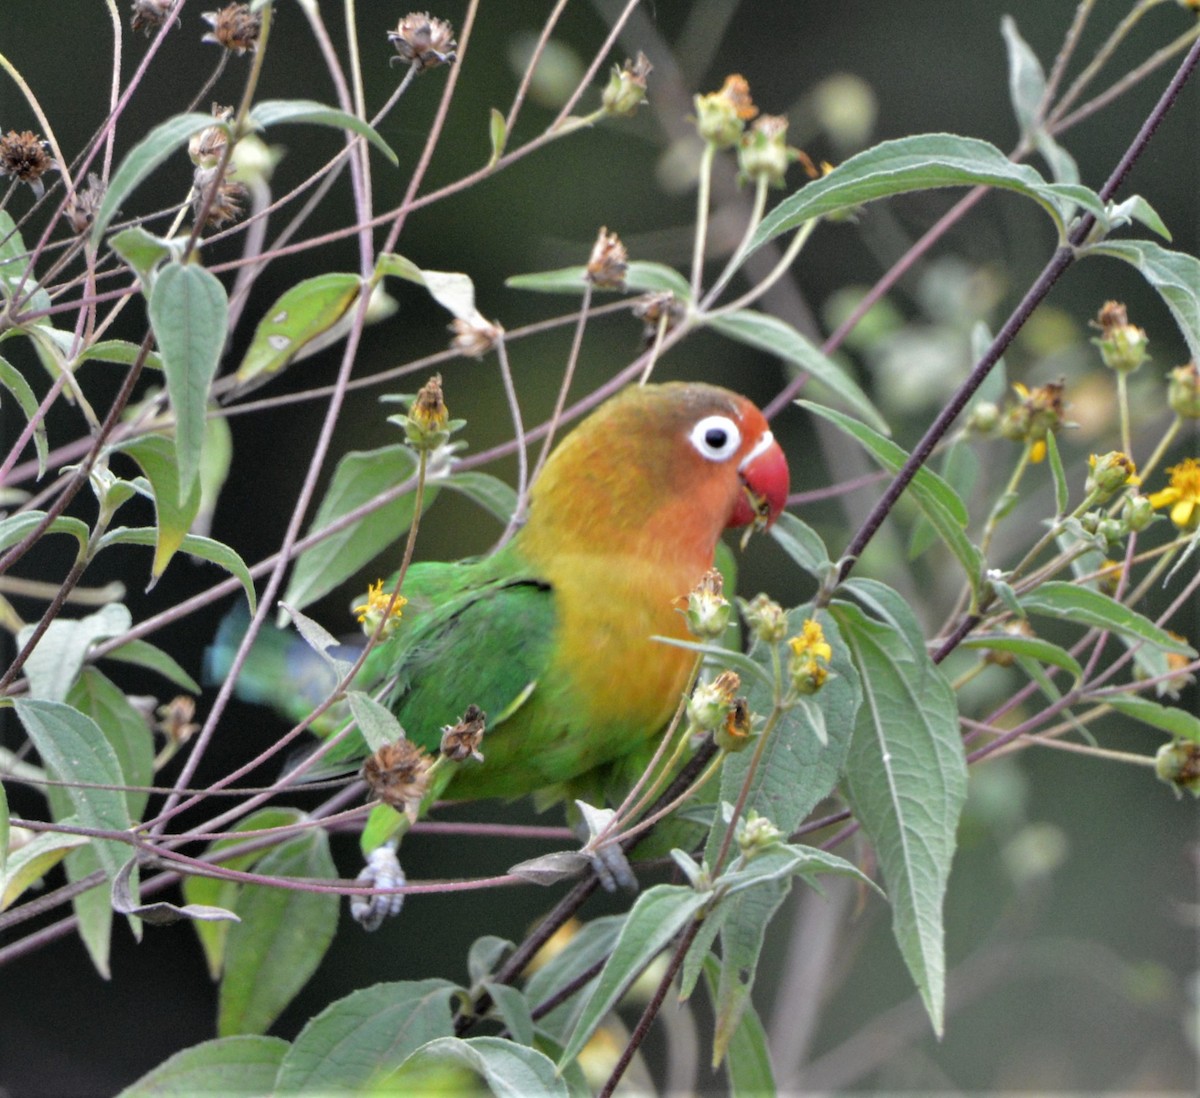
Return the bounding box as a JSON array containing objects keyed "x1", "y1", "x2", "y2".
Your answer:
[
  {"x1": 632, "y1": 291, "x2": 684, "y2": 345},
  {"x1": 1167, "y1": 361, "x2": 1200, "y2": 419},
  {"x1": 189, "y1": 105, "x2": 236, "y2": 168},
  {"x1": 586, "y1": 227, "x2": 628, "y2": 291},
  {"x1": 388, "y1": 13, "x2": 457, "y2": 72},
  {"x1": 999, "y1": 381, "x2": 1067, "y2": 461},
  {"x1": 687, "y1": 670, "x2": 741, "y2": 733},
  {"x1": 130, "y1": 0, "x2": 179, "y2": 36},
  {"x1": 448, "y1": 313, "x2": 503, "y2": 359},
  {"x1": 65, "y1": 173, "x2": 106, "y2": 235},
  {"x1": 1155, "y1": 738, "x2": 1200, "y2": 798},
  {"x1": 601, "y1": 52, "x2": 652, "y2": 117},
  {"x1": 362, "y1": 738, "x2": 432, "y2": 823},
  {"x1": 738, "y1": 114, "x2": 798, "y2": 188},
  {"x1": 694, "y1": 74, "x2": 757, "y2": 149},
  {"x1": 740, "y1": 593, "x2": 788, "y2": 644},
  {"x1": 1091, "y1": 300, "x2": 1149, "y2": 374},
  {"x1": 679, "y1": 568, "x2": 731, "y2": 640},
  {"x1": 192, "y1": 164, "x2": 247, "y2": 230},
  {"x1": 1086, "y1": 451, "x2": 1140, "y2": 501},
  {"x1": 155, "y1": 695, "x2": 199, "y2": 746},
  {"x1": 0, "y1": 130, "x2": 55, "y2": 198},
  {"x1": 714, "y1": 696, "x2": 754, "y2": 752},
  {"x1": 202, "y1": 4, "x2": 261, "y2": 55},
  {"x1": 440, "y1": 704, "x2": 486, "y2": 762}
]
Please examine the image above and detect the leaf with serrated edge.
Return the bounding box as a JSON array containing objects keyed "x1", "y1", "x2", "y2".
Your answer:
[
  {"x1": 275, "y1": 979, "x2": 457, "y2": 1093},
  {"x1": 218, "y1": 830, "x2": 338, "y2": 1036},
  {"x1": 390, "y1": 1037, "x2": 567, "y2": 1098},
  {"x1": 283, "y1": 443, "x2": 428, "y2": 614},
  {"x1": 116, "y1": 1036, "x2": 289, "y2": 1098},
  {"x1": 710, "y1": 309, "x2": 887, "y2": 433},
  {"x1": 17, "y1": 603, "x2": 132, "y2": 703},
  {"x1": 1020, "y1": 582, "x2": 1195, "y2": 656},
  {"x1": 557, "y1": 885, "x2": 707, "y2": 1068},
  {"x1": 111, "y1": 436, "x2": 202, "y2": 581},
  {"x1": 832, "y1": 598, "x2": 967, "y2": 1036},
  {"x1": 249, "y1": 100, "x2": 398, "y2": 166},
  {"x1": 149, "y1": 263, "x2": 228, "y2": 504}
]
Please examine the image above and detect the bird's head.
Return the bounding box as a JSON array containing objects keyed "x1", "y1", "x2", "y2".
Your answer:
[{"x1": 525, "y1": 383, "x2": 790, "y2": 553}]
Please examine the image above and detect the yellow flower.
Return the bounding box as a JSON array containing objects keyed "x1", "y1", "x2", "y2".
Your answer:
[
  {"x1": 1148, "y1": 457, "x2": 1200, "y2": 530},
  {"x1": 787, "y1": 618, "x2": 833, "y2": 695},
  {"x1": 354, "y1": 580, "x2": 408, "y2": 637},
  {"x1": 789, "y1": 618, "x2": 832, "y2": 663},
  {"x1": 999, "y1": 381, "x2": 1066, "y2": 463}
]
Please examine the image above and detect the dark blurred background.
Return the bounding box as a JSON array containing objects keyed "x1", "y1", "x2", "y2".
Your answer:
[{"x1": 1, "y1": 1, "x2": 1196, "y2": 1093}]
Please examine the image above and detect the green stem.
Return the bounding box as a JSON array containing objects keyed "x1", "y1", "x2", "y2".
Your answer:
[{"x1": 689, "y1": 142, "x2": 716, "y2": 298}]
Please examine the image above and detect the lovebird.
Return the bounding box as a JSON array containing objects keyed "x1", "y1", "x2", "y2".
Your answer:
[{"x1": 207, "y1": 381, "x2": 789, "y2": 926}]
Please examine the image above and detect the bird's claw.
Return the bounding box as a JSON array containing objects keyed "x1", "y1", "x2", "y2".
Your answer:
[
  {"x1": 575, "y1": 800, "x2": 637, "y2": 892},
  {"x1": 350, "y1": 842, "x2": 405, "y2": 931}
]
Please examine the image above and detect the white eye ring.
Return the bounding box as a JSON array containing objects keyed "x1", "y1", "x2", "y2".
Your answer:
[{"x1": 689, "y1": 414, "x2": 742, "y2": 462}]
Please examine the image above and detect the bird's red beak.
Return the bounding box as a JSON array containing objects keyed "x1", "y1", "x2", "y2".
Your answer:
[{"x1": 732, "y1": 430, "x2": 789, "y2": 529}]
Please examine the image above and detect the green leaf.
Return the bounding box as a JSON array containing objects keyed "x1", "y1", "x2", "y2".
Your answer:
[
  {"x1": 488, "y1": 107, "x2": 507, "y2": 166},
  {"x1": 1100, "y1": 693, "x2": 1200, "y2": 744},
  {"x1": 707, "y1": 843, "x2": 874, "y2": 1067},
  {"x1": 347, "y1": 690, "x2": 405, "y2": 751},
  {"x1": 0, "y1": 510, "x2": 89, "y2": 555},
  {"x1": 104, "y1": 638, "x2": 202, "y2": 693},
  {"x1": 284, "y1": 443, "x2": 431, "y2": 613},
  {"x1": 1105, "y1": 195, "x2": 1171, "y2": 241},
  {"x1": 218, "y1": 829, "x2": 338, "y2": 1036},
  {"x1": 910, "y1": 439, "x2": 979, "y2": 562},
  {"x1": 1, "y1": 826, "x2": 88, "y2": 911},
  {"x1": 1001, "y1": 15, "x2": 1046, "y2": 138},
  {"x1": 708, "y1": 309, "x2": 887, "y2": 434},
  {"x1": 183, "y1": 808, "x2": 303, "y2": 980},
  {"x1": 116, "y1": 1036, "x2": 289, "y2": 1098},
  {"x1": 702, "y1": 957, "x2": 776, "y2": 1098},
  {"x1": 17, "y1": 603, "x2": 132, "y2": 703},
  {"x1": 0, "y1": 210, "x2": 51, "y2": 316},
  {"x1": 92, "y1": 112, "x2": 217, "y2": 244},
  {"x1": 523, "y1": 915, "x2": 625, "y2": 1042},
  {"x1": 831, "y1": 598, "x2": 968, "y2": 1036},
  {"x1": 1092, "y1": 240, "x2": 1200, "y2": 363},
  {"x1": 1045, "y1": 430, "x2": 1069, "y2": 516},
  {"x1": 109, "y1": 227, "x2": 178, "y2": 287},
  {"x1": 75, "y1": 338, "x2": 164, "y2": 372},
  {"x1": 377, "y1": 254, "x2": 479, "y2": 319},
  {"x1": 769, "y1": 511, "x2": 832, "y2": 578},
  {"x1": 505, "y1": 259, "x2": 692, "y2": 297},
  {"x1": 1019, "y1": 582, "x2": 1195, "y2": 657},
  {"x1": 98, "y1": 527, "x2": 255, "y2": 613},
  {"x1": 444, "y1": 470, "x2": 518, "y2": 525},
  {"x1": 960, "y1": 633, "x2": 1083, "y2": 681},
  {"x1": 68, "y1": 668, "x2": 155, "y2": 820},
  {"x1": 275, "y1": 979, "x2": 458, "y2": 1093},
  {"x1": 558, "y1": 884, "x2": 707, "y2": 1068},
  {"x1": 249, "y1": 100, "x2": 398, "y2": 166},
  {"x1": 236, "y1": 273, "x2": 362, "y2": 382},
  {"x1": 0, "y1": 353, "x2": 48, "y2": 476},
  {"x1": 483, "y1": 981, "x2": 535, "y2": 1048},
  {"x1": 751, "y1": 133, "x2": 1077, "y2": 251},
  {"x1": 148, "y1": 262, "x2": 229, "y2": 502},
  {"x1": 15, "y1": 700, "x2": 135, "y2": 866},
  {"x1": 393, "y1": 1037, "x2": 567, "y2": 1098},
  {"x1": 112, "y1": 435, "x2": 203, "y2": 582},
  {"x1": 803, "y1": 401, "x2": 984, "y2": 593}
]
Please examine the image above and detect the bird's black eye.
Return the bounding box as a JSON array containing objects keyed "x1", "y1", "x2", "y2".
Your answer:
[{"x1": 689, "y1": 414, "x2": 742, "y2": 462}]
